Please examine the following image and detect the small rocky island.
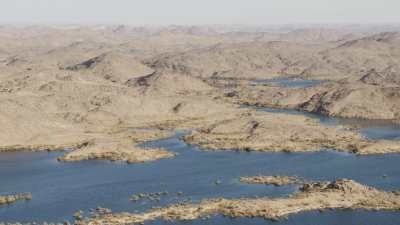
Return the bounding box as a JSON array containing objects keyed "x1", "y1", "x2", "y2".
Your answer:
[
  {"x1": 0, "y1": 193, "x2": 32, "y2": 206},
  {"x1": 239, "y1": 175, "x2": 299, "y2": 186}
]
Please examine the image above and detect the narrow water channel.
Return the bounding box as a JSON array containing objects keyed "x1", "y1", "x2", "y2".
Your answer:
[{"x1": 252, "y1": 77, "x2": 326, "y2": 88}]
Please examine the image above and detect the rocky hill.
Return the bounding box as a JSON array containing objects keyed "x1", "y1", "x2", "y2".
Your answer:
[
  {"x1": 299, "y1": 68, "x2": 400, "y2": 120},
  {"x1": 301, "y1": 32, "x2": 400, "y2": 80},
  {"x1": 146, "y1": 41, "x2": 325, "y2": 80},
  {"x1": 235, "y1": 66, "x2": 400, "y2": 121}
]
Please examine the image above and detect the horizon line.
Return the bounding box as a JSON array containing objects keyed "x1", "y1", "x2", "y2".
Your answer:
[{"x1": 1, "y1": 21, "x2": 400, "y2": 27}]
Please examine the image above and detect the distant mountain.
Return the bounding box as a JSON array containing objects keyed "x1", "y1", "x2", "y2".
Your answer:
[
  {"x1": 146, "y1": 41, "x2": 325, "y2": 80},
  {"x1": 146, "y1": 31, "x2": 400, "y2": 81},
  {"x1": 302, "y1": 32, "x2": 400, "y2": 80}
]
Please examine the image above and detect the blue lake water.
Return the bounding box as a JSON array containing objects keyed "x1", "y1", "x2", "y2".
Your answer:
[
  {"x1": 1, "y1": 107, "x2": 400, "y2": 223},
  {"x1": 253, "y1": 78, "x2": 326, "y2": 88},
  {"x1": 149, "y1": 211, "x2": 400, "y2": 225}
]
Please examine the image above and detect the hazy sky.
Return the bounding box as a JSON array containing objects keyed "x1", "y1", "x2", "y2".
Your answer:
[{"x1": 1, "y1": 0, "x2": 400, "y2": 25}]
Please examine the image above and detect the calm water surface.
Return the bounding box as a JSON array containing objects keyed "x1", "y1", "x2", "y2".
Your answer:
[
  {"x1": 253, "y1": 78, "x2": 326, "y2": 88},
  {"x1": 1, "y1": 106, "x2": 400, "y2": 224}
]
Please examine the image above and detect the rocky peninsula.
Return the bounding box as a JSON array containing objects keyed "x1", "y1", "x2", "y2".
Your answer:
[{"x1": 183, "y1": 111, "x2": 400, "y2": 154}]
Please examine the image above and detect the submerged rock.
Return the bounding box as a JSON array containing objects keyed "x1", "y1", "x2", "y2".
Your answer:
[{"x1": 130, "y1": 191, "x2": 169, "y2": 202}]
